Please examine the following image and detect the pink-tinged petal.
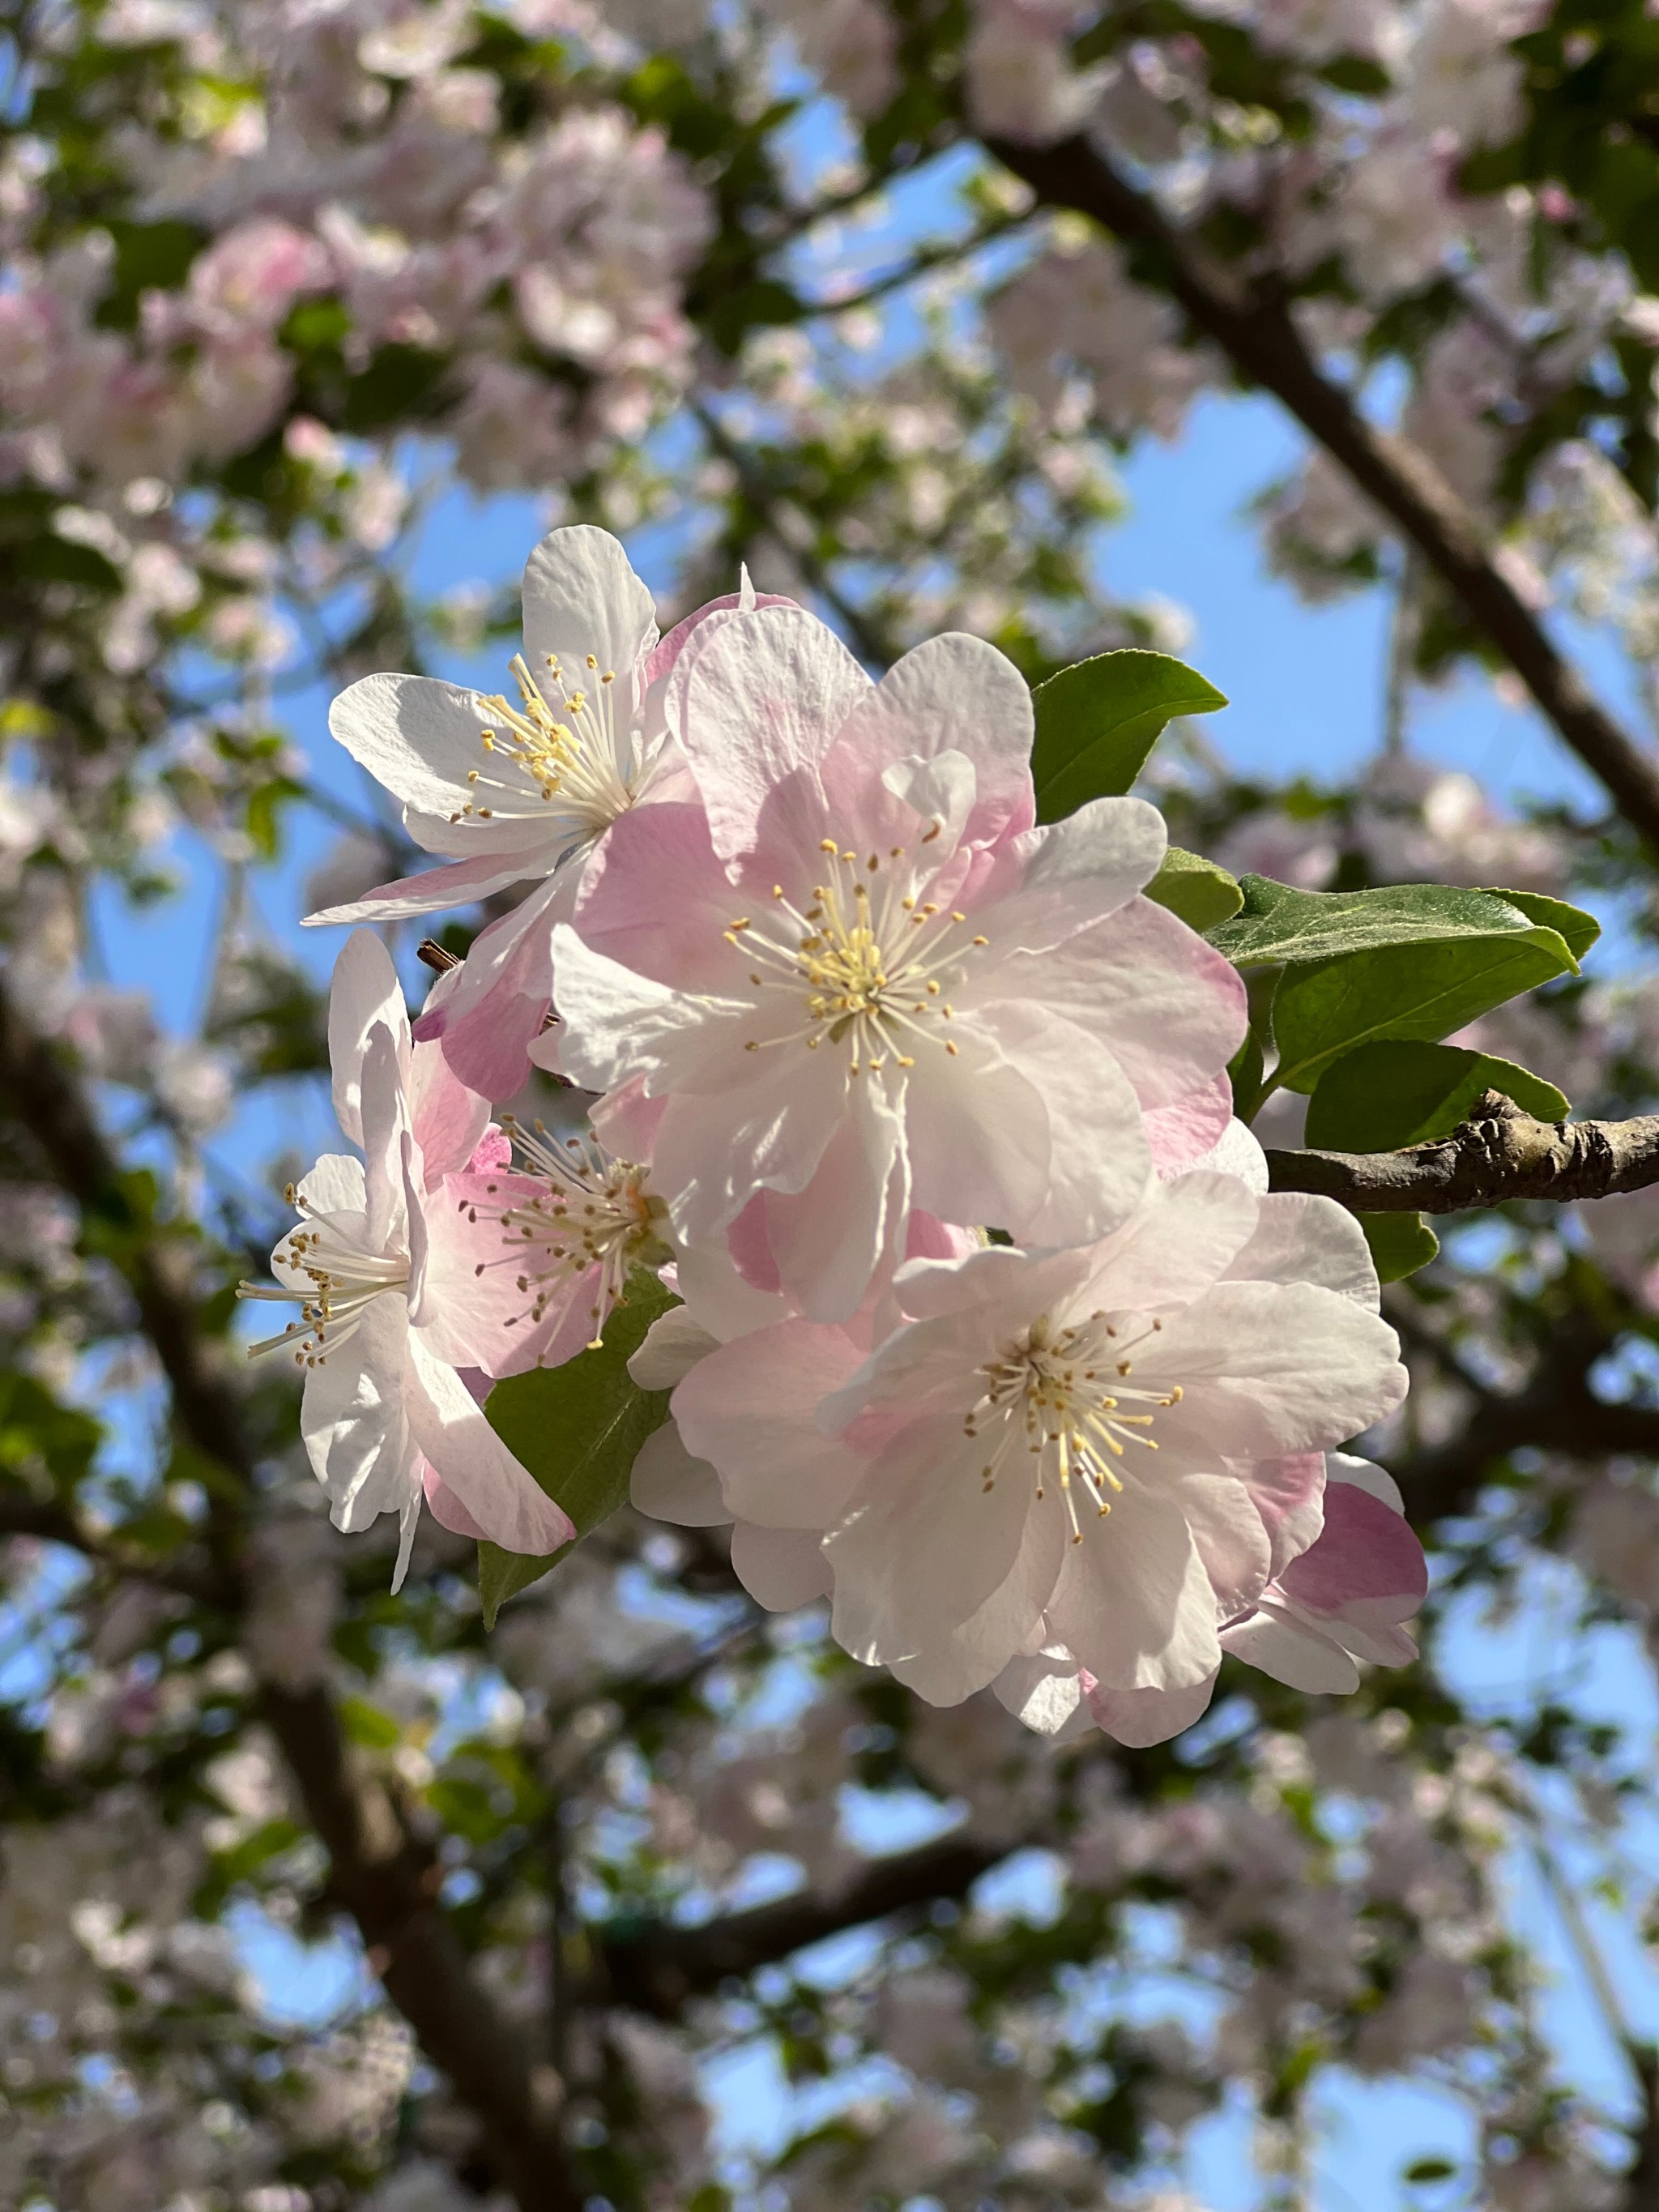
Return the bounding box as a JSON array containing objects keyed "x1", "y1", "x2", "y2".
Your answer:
[
  {"x1": 1045, "y1": 1480, "x2": 1222, "y2": 1693},
  {"x1": 628, "y1": 1307, "x2": 721, "y2": 1391},
  {"x1": 520, "y1": 524, "x2": 658, "y2": 685},
  {"x1": 422, "y1": 872, "x2": 574, "y2": 1100},
  {"x1": 589, "y1": 1074, "x2": 667, "y2": 1164},
  {"x1": 642, "y1": 586, "x2": 797, "y2": 689},
  {"x1": 1085, "y1": 1670, "x2": 1219, "y2": 1748},
  {"x1": 648, "y1": 1053, "x2": 849, "y2": 1250},
  {"x1": 992, "y1": 895, "x2": 1247, "y2": 1112},
  {"x1": 468, "y1": 1126, "x2": 512, "y2": 1172},
  {"x1": 731, "y1": 1522, "x2": 830, "y2": 1610},
  {"x1": 889, "y1": 1500, "x2": 1068, "y2": 1703},
  {"x1": 1327, "y1": 1450, "x2": 1405, "y2": 1512},
  {"x1": 671, "y1": 604, "x2": 870, "y2": 864},
  {"x1": 826, "y1": 1423, "x2": 1047, "y2": 1663},
  {"x1": 1145, "y1": 1074, "x2": 1235, "y2": 1179},
  {"x1": 1219, "y1": 1604, "x2": 1360, "y2": 1695},
  {"x1": 328, "y1": 929, "x2": 409, "y2": 1149},
  {"x1": 760, "y1": 1082, "x2": 908, "y2": 1322},
  {"x1": 330, "y1": 673, "x2": 561, "y2": 853},
  {"x1": 727, "y1": 1193, "x2": 784, "y2": 1294},
  {"x1": 543, "y1": 924, "x2": 752, "y2": 1099},
  {"x1": 672, "y1": 1321, "x2": 867, "y2": 1530},
  {"x1": 410, "y1": 1168, "x2": 543, "y2": 1375},
  {"x1": 1176, "y1": 1472, "x2": 1273, "y2": 1620},
  {"x1": 1277, "y1": 1480, "x2": 1428, "y2": 1615},
  {"x1": 1150, "y1": 1283, "x2": 1405, "y2": 1463},
  {"x1": 392, "y1": 1486, "x2": 423, "y2": 1594},
  {"x1": 630, "y1": 1422, "x2": 731, "y2": 1527},
  {"x1": 672, "y1": 1236, "x2": 791, "y2": 1341},
  {"x1": 1077, "y1": 1169, "x2": 1259, "y2": 1315},
  {"x1": 573, "y1": 798, "x2": 744, "y2": 992},
  {"x1": 824, "y1": 632, "x2": 1036, "y2": 848},
  {"x1": 1235, "y1": 1451, "x2": 1327, "y2": 1581},
  {"x1": 304, "y1": 846, "x2": 549, "y2": 928},
  {"x1": 901, "y1": 1018, "x2": 1053, "y2": 1239},
  {"x1": 403, "y1": 1331, "x2": 575, "y2": 1557},
  {"x1": 962, "y1": 1003, "x2": 1149, "y2": 1245},
  {"x1": 887, "y1": 1239, "x2": 1094, "y2": 1330},
  {"x1": 994, "y1": 1650, "x2": 1092, "y2": 1740},
  {"x1": 1222, "y1": 1192, "x2": 1380, "y2": 1309},
  {"x1": 423, "y1": 1463, "x2": 491, "y2": 1540},
  {"x1": 976, "y1": 795, "x2": 1166, "y2": 951},
  {"x1": 1169, "y1": 1116, "x2": 1269, "y2": 1194},
  {"x1": 408, "y1": 1039, "x2": 489, "y2": 1185}
]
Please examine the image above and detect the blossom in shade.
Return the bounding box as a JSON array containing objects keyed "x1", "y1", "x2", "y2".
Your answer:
[
  {"x1": 419, "y1": 1115, "x2": 673, "y2": 1379},
  {"x1": 996, "y1": 1453, "x2": 1429, "y2": 1746},
  {"x1": 667, "y1": 1169, "x2": 1405, "y2": 1705},
  {"x1": 305, "y1": 526, "x2": 789, "y2": 1095},
  {"x1": 238, "y1": 931, "x2": 574, "y2": 1587},
  {"x1": 547, "y1": 601, "x2": 1247, "y2": 1320}
]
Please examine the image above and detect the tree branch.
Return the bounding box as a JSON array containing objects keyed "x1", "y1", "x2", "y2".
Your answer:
[
  {"x1": 598, "y1": 1831, "x2": 1004, "y2": 2018},
  {"x1": 1266, "y1": 1092, "x2": 1659, "y2": 1215},
  {"x1": 984, "y1": 131, "x2": 1659, "y2": 851},
  {"x1": 0, "y1": 972, "x2": 583, "y2": 2212}
]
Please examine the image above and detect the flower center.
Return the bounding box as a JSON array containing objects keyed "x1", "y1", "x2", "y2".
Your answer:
[
  {"x1": 966, "y1": 1312, "x2": 1183, "y2": 1544},
  {"x1": 450, "y1": 650, "x2": 637, "y2": 843},
  {"x1": 238, "y1": 1189, "x2": 409, "y2": 1367},
  {"x1": 726, "y1": 833, "x2": 989, "y2": 1075},
  {"x1": 460, "y1": 1117, "x2": 669, "y2": 1350}
]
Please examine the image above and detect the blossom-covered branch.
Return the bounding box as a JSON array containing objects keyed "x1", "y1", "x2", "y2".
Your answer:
[
  {"x1": 984, "y1": 130, "x2": 1659, "y2": 852},
  {"x1": 0, "y1": 969, "x2": 583, "y2": 2212},
  {"x1": 1268, "y1": 1091, "x2": 1659, "y2": 1215}
]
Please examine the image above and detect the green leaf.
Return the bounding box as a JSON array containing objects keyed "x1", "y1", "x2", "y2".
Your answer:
[
  {"x1": 1305, "y1": 1041, "x2": 1569, "y2": 1152},
  {"x1": 478, "y1": 1271, "x2": 678, "y2": 1627},
  {"x1": 1360, "y1": 1212, "x2": 1440, "y2": 1284},
  {"x1": 1144, "y1": 846, "x2": 1243, "y2": 932},
  {"x1": 1209, "y1": 876, "x2": 1586, "y2": 970},
  {"x1": 1483, "y1": 887, "x2": 1601, "y2": 964},
  {"x1": 1030, "y1": 651, "x2": 1226, "y2": 822},
  {"x1": 1269, "y1": 931, "x2": 1577, "y2": 1094}
]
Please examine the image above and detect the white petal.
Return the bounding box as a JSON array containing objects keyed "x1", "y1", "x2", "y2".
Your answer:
[
  {"x1": 1046, "y1": 1480, "x2": 1222, "y2": 1693},
  {"x1": 831, "y1": 633, "x2": 1035, "y2": 843},
  {"x1": 295, "y1": 1154, "x2": 366, "y2": 1217},
  {"x1": 629, "y1": 1308, "x2": 721, "y2": 1391},
  {"x1": 1086, "y1": 1672, "x2": 1220, "y2": 1748},
  {"x1": 301, "y1": 1295, "x2": 415, "y2": 1530},
  {"x1": 521, "y1": 524, "x2": 658, "y2": 685},
  {"x1": 1222, "y1": 1191, "x2": 1380, "y2": 1308},
  {"x1": 993, "y1": 1650, "x2": 1087, "y2": 1737},
  {"x1": 358, "y1": 1023, "x2": 412, "y2": 1253},
  {"x1": 328, "y1": 929, "x2": 408, "y2": 1149},
  {"x1": 1220, "y1": 1603, "x2": 1361, "y2": 1695},
  {"x1": 671, "y1": 604, "x2": 870, "y2": 862},
  {"x1": 730, "y1": 1522, "x2": 830, "y2": 1610},
  {"x1": 1077, "y1": 1169, "x2": 1259, "y2": 1314},
  {"x1": 331, "y1": 673, "x2": 557, "y2": 844},
  {"x1": 888, "y1": 1497, "x2": 1068, "y2": 1703},
  {"x1": 990, "y1": 795, "x2": 1166, "y2": 950},
  {"x1": 672, "y1": 1322, "x2": 867, "y2": 1531},
  {"x1": 629, "y1": 1421, "x2": 731, "y2": 1527},
  {"x1": 403, "y1": 1333, "x2": 575, "y2": 1557},
  {"x1": 1168, "y1": 1116, "x2": 1268, "y2": 1195},
  {"x1": 305, "y1": 847, "x2": 548, "y2": 928}
]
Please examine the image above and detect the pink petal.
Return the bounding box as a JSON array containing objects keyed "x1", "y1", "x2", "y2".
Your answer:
[{"x1": 304, "y1": 846, "x2": 549, "y2": 927}]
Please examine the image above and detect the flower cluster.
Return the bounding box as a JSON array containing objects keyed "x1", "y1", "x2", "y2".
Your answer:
[{"x1": 271, "y1": 526, "x2": 1421, "y2": 1744}]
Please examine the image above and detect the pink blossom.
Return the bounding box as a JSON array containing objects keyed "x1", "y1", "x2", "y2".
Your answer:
[
  {"x1": 239, "y1": 932, "x2": 573, "y2": 1587},
  {"x1": 550, "y1": 601, "x2": 1246, "y2": 1319}
]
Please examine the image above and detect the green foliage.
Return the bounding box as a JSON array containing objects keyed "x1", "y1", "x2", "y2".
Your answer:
[
  {"x1": 1030, "y1": 651, "x2": 1227, "y2": 822},
  {"x1": 1144, "y1": 845, "x2": 1244, "y2": 931},
  {"x1": 477, "y1": 1271, "x2": 678, "y2": 1626},
  {"x1": 1305, "y1": 1041, "x2": 1569, "y2": 1151},
  {"x1": 1209, "y1": 876, "x2": 1593, "y2": 969},
  {"x1": 1358, "y1": 1210, "x2": 1442, "y2": 1283},
  {"x1": 1269, "y1": 925, "x2": 1578, "y2": 1093}
]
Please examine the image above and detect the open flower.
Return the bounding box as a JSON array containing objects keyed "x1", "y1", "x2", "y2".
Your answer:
[
  {"x1": 238, "y1": 932, "x2": 574, "y2": 1586},
  {"x1": 667, "y1": 1170, "x2": 1405, "y2": 1703},
  {"x1": 420, "y1": 1115, "x2": 674, "y2": 1379},
  {"x1": 548, "y1": 602, "x2": 1246, "y2": 1319},
  {"x1": 305, "y1": 526, "x2": 788, "y2": 1095},
  {"x1": 996, "y1": 1454, "x2": 1429, "y2": 1746}
]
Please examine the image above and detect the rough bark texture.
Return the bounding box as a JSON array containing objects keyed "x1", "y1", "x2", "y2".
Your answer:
[
  {"x1": 986, "y1": 130, "x2": 1659, "y2": 852},
  {"x1": 1266, "y1": 1091, "x2": 1659, "y2": 1214}
]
